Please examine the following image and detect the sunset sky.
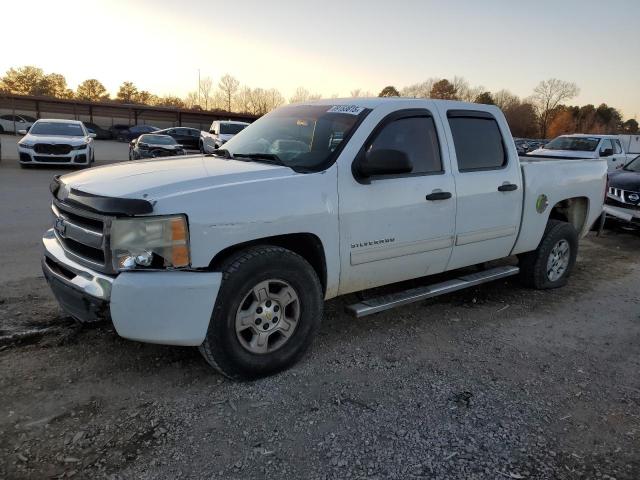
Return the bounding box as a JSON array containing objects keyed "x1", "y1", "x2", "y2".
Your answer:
[{"x1": 3, "y1": 0, "x2": 639, "y2": 119}]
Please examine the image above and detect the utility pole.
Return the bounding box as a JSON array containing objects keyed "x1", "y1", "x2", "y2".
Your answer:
[{"x1": 198, "y1": 69, "x2": 201, "y2": 106}]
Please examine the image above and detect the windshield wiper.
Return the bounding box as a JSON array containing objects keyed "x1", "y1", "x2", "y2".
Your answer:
[{"x1": 232, "y1": 153, "x2": 285, "y2": 166}]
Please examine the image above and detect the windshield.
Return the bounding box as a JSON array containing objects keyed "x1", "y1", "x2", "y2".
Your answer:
[
  {"x1": 220, "y1": 123, "x2": 247, "y2": 135},
  {"x1": 220, "y1": 104, "x2": 369, "y2": 171},
  {"x1": 30, "y1": 122, "x2": 85, "y2": 136},
  {"x1": 624, "y1": 155, "x2": 640, "y2": 172},
  {"x1": 139, "y1": 134, "x2": 176, "y2": 145},
  {"x1": 545, "y1": 136, "x2": 600, "y2": 152}
]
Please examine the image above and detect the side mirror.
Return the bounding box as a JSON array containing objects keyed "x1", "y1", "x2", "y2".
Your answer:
[
  {"x1": 358, "y1": 149, "x2": 413, "y2": 177},
  {"x1": 89, "y1": 132, "x2": 97, "y2": 138},
  {"x1": 18, "y1": 129, "x2": 27, "y2": 135},
  {"x1": 600, "y1": 148, "x2": 613, "y2": 157}
]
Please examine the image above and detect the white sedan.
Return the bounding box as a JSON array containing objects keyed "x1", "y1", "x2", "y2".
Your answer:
[
  {"x1": 0, "y1": 114, "x2": 35, "y2": 134},
  {"x1": 17, "y1": 119, "x2": 96, "y2": 168}
]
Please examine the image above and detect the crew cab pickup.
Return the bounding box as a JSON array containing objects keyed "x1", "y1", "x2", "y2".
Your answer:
[
  {"x1": 528, "y1": 134, "x2": 632, "y2": 172},
  {"x1": 42, "y1": 99, "x2": 607, "y2": 379},
  {"x1": 199, "y1": 120, "x2": 249, "y2": 153}
]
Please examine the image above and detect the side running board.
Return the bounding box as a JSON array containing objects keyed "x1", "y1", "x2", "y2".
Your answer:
[{"x1": 345, "y1": 265, "x2": 519, "y2": 318}]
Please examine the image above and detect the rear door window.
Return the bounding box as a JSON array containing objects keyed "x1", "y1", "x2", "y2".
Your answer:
[{"x1": 448, "y1": 113, "x2": 506, "y2": 171}]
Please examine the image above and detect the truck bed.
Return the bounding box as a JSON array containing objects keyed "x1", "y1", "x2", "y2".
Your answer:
[{"x1": 512, "y1": 156, "x2": 607, "y2": 255}]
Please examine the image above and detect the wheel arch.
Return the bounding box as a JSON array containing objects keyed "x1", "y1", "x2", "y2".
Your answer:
[
  {"x1": 208, "y1": 233, "x2": 328, "y2": 294},
  {"x1": 547, "y1": 196, "x2": 590, "y2": 235}
]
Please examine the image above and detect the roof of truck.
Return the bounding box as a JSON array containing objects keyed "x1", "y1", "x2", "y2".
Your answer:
[
  {"x1": 558, "y1": 133, "x2": 620, "y2": 139},
  {"x1": 293, "y1": 97, "x2": 499, "y2": 111}
]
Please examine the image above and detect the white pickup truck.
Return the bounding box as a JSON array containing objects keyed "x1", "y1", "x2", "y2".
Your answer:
[
  {"x1": 199, "y1": 120, "x2": 249, "y2": 153},
  {"x1": 528, "y1": 134, "x2": 633, "y2": 172},
  {"x1": 42, "y1": 99, "x2": 607, "y2": 379}
]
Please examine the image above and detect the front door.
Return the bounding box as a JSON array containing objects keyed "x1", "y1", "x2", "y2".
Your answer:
[
  {"x1": 438, "y1": 107, "x2": 523, "y2": 270},
  {"x1": 338, "y1": 106, "x2": 456, "y2": 295}
]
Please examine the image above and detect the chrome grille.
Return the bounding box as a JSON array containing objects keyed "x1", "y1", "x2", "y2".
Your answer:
[
  {"x1": 51, "y1": 200, "x2": 114, "y2": 273},
  {"x1": 608, "y1": 186, "x2": 640, "y2": 205}
]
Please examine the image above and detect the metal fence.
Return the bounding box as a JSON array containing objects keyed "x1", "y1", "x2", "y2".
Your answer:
[{"x1": 0, "y1": 93, "x2": 258, "y2": 131}]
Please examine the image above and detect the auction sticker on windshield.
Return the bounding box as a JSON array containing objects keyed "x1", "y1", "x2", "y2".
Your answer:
[{"x1": 327, "y1": 105, "x2": 365, "y2": 115}]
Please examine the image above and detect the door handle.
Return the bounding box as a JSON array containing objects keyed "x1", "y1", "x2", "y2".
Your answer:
[
  {"x1": 498, "y1": 183, "x2": 518, "y2": 192},
  {"x1": 425, "y1": 191, "x2": 452, "y2": 201}
]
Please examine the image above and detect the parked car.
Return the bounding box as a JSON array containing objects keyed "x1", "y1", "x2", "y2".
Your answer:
[
  {"x1": 528, "y1": 134, "x2": 632, "y2": 172},
  {"x1": 200, "y1": 120, "x2": 249, "y2": 153},
  {"x1": 0, "y1": 114, "x2": 35, "y2": 134},
  {"x1": 129, "y1": 134, "x2": 186, "y2": 160},
  {"x1": 116, "y1": 125, "x2": 160, "y2": 142},
  {"x1": 42, "y1": 99, "x2": 606, "y2": 379},
  {"x1": 17, "y1": 119, "x2": 96, "y2": 168},
  {"x1": 83, "y1": 122, "x2": 112, "y2": 140},
  {"x1": 153, "y1": 127, "x2": 201, "y2": 150},
  {"x1": 108, "y1": 124, "x2": 131, "y2": 140},
  {"x1": 603, "y1": 154, "x2": 640, "y2": 225}
]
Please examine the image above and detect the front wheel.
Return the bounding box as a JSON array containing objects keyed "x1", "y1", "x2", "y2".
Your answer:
[
  {"x1": 199, "y1": 245, "x2": 323, "y2": 379},
  {"x1": 518, "y1": 219, "x2": 578, "y2": 289}
]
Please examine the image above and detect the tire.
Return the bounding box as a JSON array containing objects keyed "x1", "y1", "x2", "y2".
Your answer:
[
  {"x1": 0, "y1": 125, "x2": 4, "y2": 134},
  {"x1": 518, "y1": 219, "x2": 578, "y2": 289},
  {"x1": 199, "y1": 142, "x2": 204, "y2": 154},
  {"x1": 199, "y1": 245, "x2": 323, "y2": 380}
]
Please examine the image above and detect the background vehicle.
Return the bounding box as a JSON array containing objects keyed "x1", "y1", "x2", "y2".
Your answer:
[
  {"x1": 603, "y1": 155, "x2": 640, "y2": 225},
  {"x1": 154, "y1": 127, "x2": 201, "y2": 150},
  {"x1": 129, "y1": 133, "x2": 186, "y2": 159},
  {"x1": 528, "y1": 134, "x2": 631, "y2": 171},
  {"x1": 17, "y1": 119, "x2": 96, "y2": 168},
  {"x1": 83, "y1": 122, "x2": 112, "y2": 140},
  {"x1": 0, "y1": 114, "x2": 34, "y2": 134},
  {"x1": 42, "y1": 99, "x2": 606, "y2": 380},
  {"x1": 200, "y1": 120, "x2": 249, "y2": 153},
  {"x1": 108, "y1": 124, "x2": 131, "y2": 140},
  {"x1": 618, "y1": 134, "x2": 640, "y2": 156},
  {"x1": 117, "y1": 124, "x2": 160, "y2": 142}
]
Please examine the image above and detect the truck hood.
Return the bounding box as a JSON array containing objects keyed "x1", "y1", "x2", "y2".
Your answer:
[
  {"x1": 59, "y1": 154, "x2": 294, "y2": 200},
  {"x1": 608, "y1": 170, "x2": 640, "y2": 191},
  {"x1": 528, "y1": 148, "x2": 598, "y2": 159}
]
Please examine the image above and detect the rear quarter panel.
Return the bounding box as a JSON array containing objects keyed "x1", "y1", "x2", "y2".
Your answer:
[{"x1": 513, "y1": 157, "x2": 607, "y2": 255}]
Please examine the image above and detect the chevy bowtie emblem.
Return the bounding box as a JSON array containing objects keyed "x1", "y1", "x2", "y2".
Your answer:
[
  {"x1": 265, "y1": 311, "x2": 272, "y2": 320},
  {"x1": 54, "y1": 218, "x2": 67, "y2": 237}
]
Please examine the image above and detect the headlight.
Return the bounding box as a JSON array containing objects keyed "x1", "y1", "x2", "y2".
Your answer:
[
  {"x1": 72, "y1": 142, "x2": 89, "y2": 150},
  {"x1": 18, "y1": 142, "x2": 34, "y2": 149},
  {"x1": 110, "y1": 215, "x2": 190, "y2": 271}
]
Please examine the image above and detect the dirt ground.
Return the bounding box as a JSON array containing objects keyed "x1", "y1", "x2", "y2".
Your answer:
[{"x1": 1, "y1": 227, "x2": 639, "y2": 479}]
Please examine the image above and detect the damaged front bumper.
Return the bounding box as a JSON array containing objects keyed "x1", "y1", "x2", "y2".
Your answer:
[
  {"x1": 603, "y1": 204, "x2": 640, "y2": 224},
  {"x1": 42, "y1": 229, "x2": 222, "y2": 346}
]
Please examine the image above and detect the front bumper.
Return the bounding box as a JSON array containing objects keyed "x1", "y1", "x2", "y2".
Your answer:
[
  {"x1": 19, "y1": 147, "x2": 89, "y2": 165},
  {"x1": 42, "y1": 229, "x2": 221, "y2": 346},
  {"x1": 603, "y1": 204, "x2": 640, "y2": 224}
]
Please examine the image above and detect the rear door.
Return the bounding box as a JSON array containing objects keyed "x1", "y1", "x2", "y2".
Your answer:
[
  {"x1": 338, "y1": 106, "x2": 456, "y2": 294},
  {"x1": 438, "y1": 107, "x2": 523, "y2": 270}
]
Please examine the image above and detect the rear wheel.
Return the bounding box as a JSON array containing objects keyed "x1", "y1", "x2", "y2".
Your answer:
[
  {"x1": 199, "y1": 245, "x2": 323, "y2": 379},
  {"x1": 519, "y1": 220, "x2": 578, "y2": 289}
]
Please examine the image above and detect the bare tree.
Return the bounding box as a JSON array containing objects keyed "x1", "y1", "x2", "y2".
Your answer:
[
  {"x1": 184, "y1": 91, "x2": 199, "y2": 109},
  {"x1": 289, "y1": 87, "x2": 321, "y2": 104},
  {"x1": 400, "y1": 78, "x2": 438, "y2": 98},
  {"x1": 199, "y1": 76, "x2": 214, "y2": 110},
  {"x1": 233, "y1": 86, "x2": 253, "y2": 113},
  {"x1": 493, "y1": 89, "x2": 521, "y2": 110},
  {"x1": 218, "y1": 74, "x2": 239, "y2": 112},
  {"x1": 531, "y1": 78, "x2": 579, "y2": 138},
  {"x1": 350, "y1": 88, "x2": 373, "y2": 98}
]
